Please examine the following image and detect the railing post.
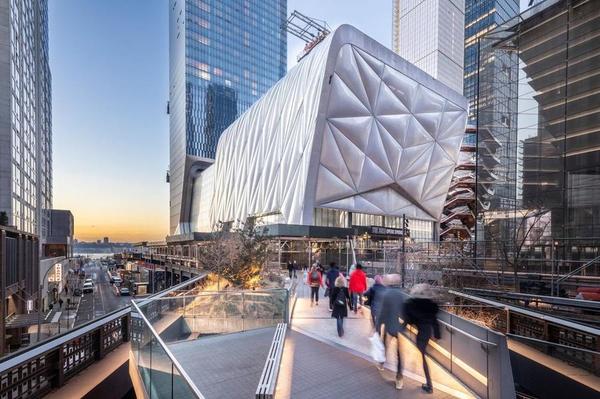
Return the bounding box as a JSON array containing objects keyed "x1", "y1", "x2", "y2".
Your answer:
[
  {"x1": 98, "y1": 327, "x2": 106, "y2": 360},
  {"x1": 57, "y1": 344, "x2": 66, "y2": 387},
  {"x1": 123, "y1": 314, "x2": 130, "y2": 342}
]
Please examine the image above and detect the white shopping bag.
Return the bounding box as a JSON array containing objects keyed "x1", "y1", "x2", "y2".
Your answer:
[{"x1": 369, "y1": 333, "x2": 386, "y2": 363}]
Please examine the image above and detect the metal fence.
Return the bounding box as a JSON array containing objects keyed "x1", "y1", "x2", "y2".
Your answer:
[
  {"x1": 449, "y1": 290, "x2": 600, "y2": 376},
  {"x1": 0, "y1": 307, "x2": 130, "y2": 399}
]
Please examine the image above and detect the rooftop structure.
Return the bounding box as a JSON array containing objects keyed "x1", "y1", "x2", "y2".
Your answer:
[{"x1": 190, "y1": 25, "x2": 468, "y2": 237}]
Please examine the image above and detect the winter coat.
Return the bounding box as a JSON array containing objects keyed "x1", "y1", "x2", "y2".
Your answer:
[
  {"x1": 325, "y1": 267, "x2": 340, "y2": 288},
  {"x1": 348, "y1": 269, "x2": 367, "y2": 293},
  {"x1": 364, "y1": 283, "x2": 386, "y2": 319},
  {"x1": 376, "y1": 288, "x2": 405, "y2": 336},
  {"x1": 330, "y1": 287, "x2": 350, "y2": 318},
  {"x1": 307, "y1": 270, "x2": 323, "y2": 287},
  {"x1": 403, "y1": 297, "x2": 441, "y2": 351}
]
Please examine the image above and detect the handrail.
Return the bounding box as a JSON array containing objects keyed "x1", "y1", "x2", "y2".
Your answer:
[
  {"x1": 506, "y1": 333, "x2": 600, "y2": 356},
  {"x1": 135, "y1": 273, "x2": 207, "y2": 306},
  {"x1": 437, "y1": 319, "x2": 498, "y2": 347},
  {"x1": 555, "y1": 254, "x2": 600, "y2": 283},
  {"x1": 0, "y1": 306, "x2": 129, "y2": 373},
  {"x1": 450, "y1": 290, "x2": 600, "y2": 336},
  {"x1": 131, "y1": 300, "x2": 205, "y2": 399}
]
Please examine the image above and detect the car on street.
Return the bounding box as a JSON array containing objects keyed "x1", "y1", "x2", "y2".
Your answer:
[
  {"x1": 82, "y1": 282, "x2": 94, "y2": 294},
  {"x1": 84, "y1": 278, "x2": 93, "y2": 285},
  {"x1": 110, "y1": 275, "x2": 122, "y2": 284},
  {"x1": 119, "y1": 287, "x2": 130, "y2": 296}
]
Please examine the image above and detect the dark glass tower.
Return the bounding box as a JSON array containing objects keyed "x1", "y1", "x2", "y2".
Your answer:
[
  {"x1": 465, "y1": 0, "x2": 520, "y2": 245},
  {"x1": 169, "y1": 0, "x2": 287, "y2": 234}
]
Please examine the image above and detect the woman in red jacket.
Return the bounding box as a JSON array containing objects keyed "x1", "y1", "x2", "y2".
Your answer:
[{"x1": 348, "y1": 264, "x2": 367, "y2": 313}]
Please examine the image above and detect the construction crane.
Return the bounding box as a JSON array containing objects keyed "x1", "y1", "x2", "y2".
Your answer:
[{"x1": 285, "y1": 10, "x2": 332, "y2": 61}]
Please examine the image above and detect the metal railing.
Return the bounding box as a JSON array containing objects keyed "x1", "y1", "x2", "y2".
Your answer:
[
  {"x1": 394, "y1": 290, "x2": 515, "y2": 399},
  {"x1": 130, "y1": 277, "x2": 290, "y2": 398},
  {"x1": 450, "y1": 290, "x2": 600, "y2": 376},
  {"x1": 131, "y1": 300, "x2": 204, "y2": 398},
  {"x1": 0, "y1": 307, "x2": 130, "y2": 399}
]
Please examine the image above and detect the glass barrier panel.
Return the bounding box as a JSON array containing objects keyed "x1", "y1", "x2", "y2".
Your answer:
[{"x1": 149, "y1": 336, "x2": 174, "y2": 398}]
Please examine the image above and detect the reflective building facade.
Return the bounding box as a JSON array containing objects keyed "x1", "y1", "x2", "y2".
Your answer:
[
  {"x1": 477, "y1": 0, "x2": 600, "y2": 275},
  {"x1": 466, "y1": 0, "x2": 520, "y2": 243},
  {"x1": 0, "y1": 0, "x2": 52, "y2": 237},
  {"x1": 169, "y1": 0, "x2": 287, "y2": 235}
]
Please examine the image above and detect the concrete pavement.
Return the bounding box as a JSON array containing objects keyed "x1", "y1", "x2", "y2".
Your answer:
[{"x1": 289, "y1": 280, "x2": 475, "y2": 399}]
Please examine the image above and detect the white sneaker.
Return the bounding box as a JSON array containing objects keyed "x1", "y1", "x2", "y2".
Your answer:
[{"x1": 395, "y1": 377, "x2": 404, "y2": 390}]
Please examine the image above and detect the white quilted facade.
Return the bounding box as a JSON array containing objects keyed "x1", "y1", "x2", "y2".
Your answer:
[{"x1": 191, "y1": 25, "x2": 468, "y2": 232}]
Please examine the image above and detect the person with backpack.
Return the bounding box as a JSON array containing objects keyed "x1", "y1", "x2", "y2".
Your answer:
[
  {"x1": 348, "y1": 263, "x2": 367, "y2": 313},
  {"x1": 325, "y1": 262, "x2": 341, "y2": 310},
  {"x1": 364, "y1": 275, "x2": 386, "y2": 327},
  {"x1": 307, "y1": 265, "x2": 323, "y2": 306},
  {"x1": 330, "y1": 275, "x2": 350, "y2": 337},
  {"x1": 403, "y1": 283, "x2": 441, "y2": 394}
]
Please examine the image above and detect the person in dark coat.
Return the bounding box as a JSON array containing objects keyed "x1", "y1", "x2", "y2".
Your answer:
[
  {"x1": 403, "y1": 283, "x2": 441, "y2": 394},
  {"x1": 376, "y1": 277, "x2": 405, "y2": 390},
  {"x1": 364, "y1": 275, "x2": 386, "y2": 327},
  {"x1": 325, "y1": 262, "x2": 341, "y2": 310},
  {"x1": 287, "y1": 261, "x2": 296, "y2": 279},
  {"x1": 330, "y1": 275, "x2": 351, "y2": 337}
]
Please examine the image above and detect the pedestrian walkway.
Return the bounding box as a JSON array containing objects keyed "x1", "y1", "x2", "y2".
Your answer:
[
  {"x1": 289, "y1": 282, "x2": 475, "y2": 399},
  {"x1": 276, "y1": 329, "x2": 452, "y2": 399}
]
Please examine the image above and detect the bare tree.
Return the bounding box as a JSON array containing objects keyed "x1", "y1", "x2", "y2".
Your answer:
[
  {"x1": 486, "y1": 203, "x2": 550, "y2": 291},
  {"x1": 197, "y1": 222, "x2": 270, "y2": 288}
]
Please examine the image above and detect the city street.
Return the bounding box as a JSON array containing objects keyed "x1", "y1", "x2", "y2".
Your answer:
[{"x1": 73, "y1": 261, "x2": 131, "y2": 327}]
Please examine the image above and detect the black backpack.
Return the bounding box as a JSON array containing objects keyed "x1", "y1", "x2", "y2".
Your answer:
[{"x1": 335, "y1": 289, "x2": 346, "y2": 306}]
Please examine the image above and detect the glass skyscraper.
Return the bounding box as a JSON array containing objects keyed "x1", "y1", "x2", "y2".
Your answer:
[
  {"x1": 169, "y1": 0, "x2": 287, "y2": 234},
  {"x1": 477, "y1": 0, "x2": 600, "y2": 275},
  {"x1": 0, "y1": 0, "x2": 52, "y2": 237},
  {"x1": 465, "y1": 0, "x2": 520, "y2": 244}
]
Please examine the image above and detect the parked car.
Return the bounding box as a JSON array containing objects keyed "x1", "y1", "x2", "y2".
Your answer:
[
  {"x1": 82, "y1": 282, "x2": 94, "y2": 294},
  {"x1": 119, "y1": 287, "x2": 130, "y2": 296}
]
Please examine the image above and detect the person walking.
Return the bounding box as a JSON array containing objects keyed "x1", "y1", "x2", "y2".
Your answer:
[
  {"x1": 325, "y1": 262, "x2": 341, "y2": 310},
  {"x1": 330, "y1": 275, "x2": 350, "y2": 337},
  {"x1": 287, "y1": 261, "x2": 294, "y2": 279},
  {"x1": 58, "y1": 298, "x2": 64, "y2": 310},
  {"x1": 292, "y1": 260, "x2": 299, "y2": 278},
  {"x1": 307, "y1": 266, "x2": 323, "y2": 306},
  {"x1": 403, "y1": 283, "x2": 441, "y2": 394},
  {"x1": 364, "y1": 275, "x2": 386, "y2": 327},
  {"x1": 348, "y1": 263, "x2": 367, "y2": 313},
  {"x1": 376, "y1": 276, "x2": 405, "y2": 390},
  {"x1": 288, "y1": 260, "x2": 296, "y2": 279}
]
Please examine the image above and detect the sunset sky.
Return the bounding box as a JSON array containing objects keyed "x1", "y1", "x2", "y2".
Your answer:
[{"x1": 49, "y1": 0, "x2": 528, "y2": 242}]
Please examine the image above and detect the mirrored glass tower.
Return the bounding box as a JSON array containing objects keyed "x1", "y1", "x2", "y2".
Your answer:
[{"x1": 168, "y1": 0, "x2": 287, "y2": 235}]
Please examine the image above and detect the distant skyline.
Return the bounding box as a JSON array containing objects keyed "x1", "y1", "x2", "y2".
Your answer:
[{"x1": 49, "y1": 0, "x2": 529, "y2": 242}]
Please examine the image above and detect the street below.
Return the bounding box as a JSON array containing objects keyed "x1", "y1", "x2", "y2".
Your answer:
[{"x1": 73, "y1": 261, "x2": 131, "y2": 327}]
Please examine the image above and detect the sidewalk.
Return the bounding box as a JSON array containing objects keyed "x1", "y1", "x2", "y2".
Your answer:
[{"x1": 290, "y1": 281, "x2": 475, "y2": 399}]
